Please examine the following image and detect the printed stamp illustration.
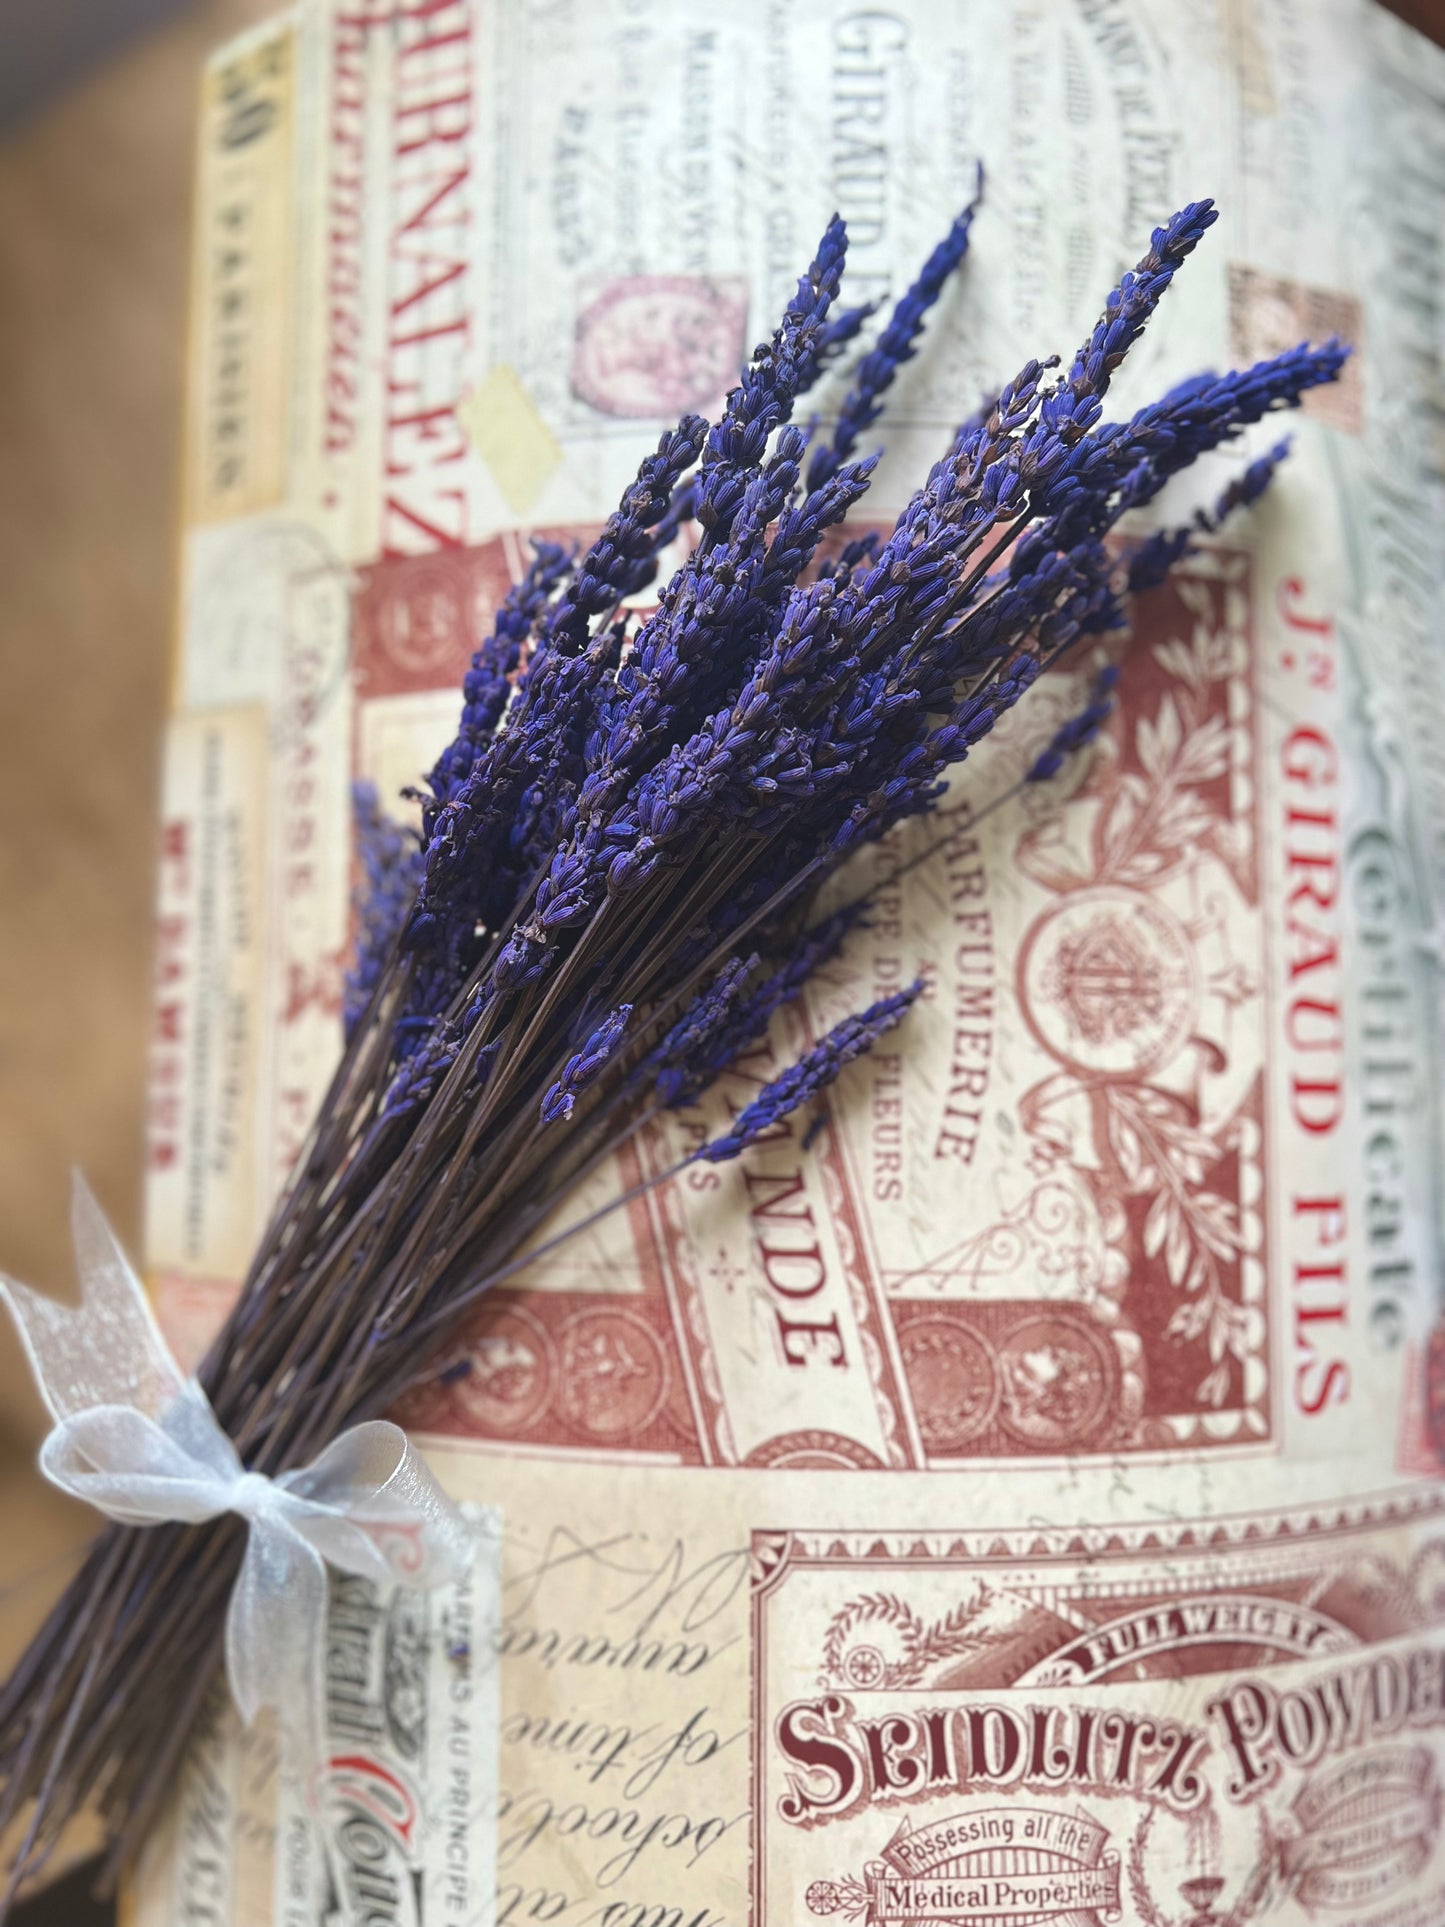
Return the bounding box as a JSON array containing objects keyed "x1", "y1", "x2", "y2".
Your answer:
[
  {"x1": 752, "y1": 1495, "x2": 1445, "y2": 1926},
  {"x1": 571, "y1": 275, "x2": 750, "y2": 418},
  {"x1": 345, "y1": 546, "x2": 1284, "y2": 1470}
]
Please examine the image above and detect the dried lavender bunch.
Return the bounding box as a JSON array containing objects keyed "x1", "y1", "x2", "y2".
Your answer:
[{"x1": 0, "y1": 193, "x2": 1344, "y2": 1897}]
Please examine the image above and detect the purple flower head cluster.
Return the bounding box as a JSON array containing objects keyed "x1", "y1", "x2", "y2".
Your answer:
[
  {"x1": 426, "y1": 539, "x2": 573, "y2": 813},
  {"x1": 351, "y1": 184, "x2": 1346, "y2": 1168},
  {"x1": 647, "y1": 955, "x2": 759, "y2": 1108}
]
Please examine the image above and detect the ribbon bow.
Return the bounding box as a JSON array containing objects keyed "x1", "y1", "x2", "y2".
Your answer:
[{"x1": 1, "y1": 1178, "x2": 476, "y2": 1771}]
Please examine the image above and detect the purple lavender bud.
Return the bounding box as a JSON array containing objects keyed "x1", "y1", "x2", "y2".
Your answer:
[
  {"x1": 1027, "y1": 664, "x2": 1120, "y2": 782},
  {"x1": 809, "y1": 174, "x2": 981, "y2": 491},
  {"x1": 541, "y1": 1004, "x2": 632, "y2": 1123},
  {"x1": 800, "y1": 298, "x2": 882, "y2": 392},
  {"x1": 696, "y1": 982, "x2": 924, "y2": 1162},
  {"x1": 647, "y1": 955, "x2": 758, "y2": 1105},
  {"x1": 1125, "y1": 526, "x2": 1196, "y2": 594},
  {"x1": 544, "y1": 416, "x2": 707, "y2": 651},
  {"x1": 426, "y1": 540, "x2": 573, "y2": 809},
  {"x1": 1035, "y1": 200, "x2": 1218, "y2": 451},
  {"x1": 699, "y1": 215, "x2": 849, "y2": 534},
  {"x1": 1209, "y1": 434, "x2": 1292, "y2": 520},
  {"x1": 817, "y1": 529, "x2": 883, "y2": 585},
  {"x1": 648, "y1": 475, "x2": 697, "y2": 557},
  {"x1": 345, "y1": 782, "x2": 421, "y2": 1038},
  {"x1": 656, "y1": 904, "x2": 869, "y2": 1108},
  {"x1": 1121, "y1": 433, "x2": 1294, "y2": 599}
]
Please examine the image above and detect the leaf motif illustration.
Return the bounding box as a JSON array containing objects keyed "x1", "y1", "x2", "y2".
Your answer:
[
  {"x1": 1177, "y1": 580, "x2": 1215, "y2": 624},
  {"x1": 1095, "y1": 773, "x2": 1148, "y2": 874},
  {"x1": 1136, "y1": 693, "x2": 1182, "y2": 781},
  {"x1": 1151, "y1": 638, "x2": 1197, "y2": 686},
  {"x1": 1191, "y1": 1192, "x2": 1242, "y2": 1259},
  {"x1": 1175, "y1": 713, "x2": 1231, "y2": 784},
  {"x1": 1015, "y1": 820, "x2": 1096, "y2": 894},
  {"x1": 1152, "y1": 789, "x2": 1217, "y2": 848},
  {"x1": 1208, "y1": 1310, "x2": 1228, "y2": 1364},
  {"x1": 1165, "y1": 1207, "x2": 1192, "y2": 1287},
  {"x1": 1167, "y1": 1296, "x2": 1211, "y2": 1342},
  {"x1": 1110, "y1": 1113, "x2": 1145, "y2": 1189},
  {"x1": 1198, "y1": 1362, "x2": 1231, "y2": 1407},
  {"x1": 1114, "y1": 847, "x2": 1175, "y2": 888},
  {"x1": 1158, "y1": 1118, "x2": 1221, "y2": 1162},
  {"x1": 1143, "y1": 1189, "x2": 1171, "y2": 1260}
]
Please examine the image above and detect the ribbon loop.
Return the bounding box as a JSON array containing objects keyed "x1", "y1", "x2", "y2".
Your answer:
[{"x1": 1, "y1": 1175, "x2": 476, "y2": 1772}]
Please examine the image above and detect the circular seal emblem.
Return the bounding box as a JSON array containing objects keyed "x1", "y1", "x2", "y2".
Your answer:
[
  {"x1": 372, "y1": 561, "x2": 469, "y2": 678},
  {"x1": 557, "y1": 1307, "x2": 668, "y2": 1441},
  {"x1": 997, "y1": 1313, "x2": 1117, "y2": 1450},
  {"x1": 1019, "y1": 885, "x2": 1199, "y2": 1077},
  {"x1": 840, "y1": 1645, "x2": 887, "y2": 1688},
  {"x1": 571, "y1": 276, "x2": 748, "y2": 418},
  {"x1": 896, "y1": 1317, "x2": 1000, "y2": 1453},
  {"x1": 744, "y1": 1430, "x2": 884, "y2": 1471},
  {"x1": 452, "y1": 1305, "x2": 555, "y2": 1436}
]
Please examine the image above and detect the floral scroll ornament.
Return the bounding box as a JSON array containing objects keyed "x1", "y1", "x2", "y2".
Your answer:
[
  {"x1": 822, "y1": 1582, "x2": 1017, "y2": 1691},
  {"x1": 1014, "y1": 577, "x2": 1259, "y2": 1407}
]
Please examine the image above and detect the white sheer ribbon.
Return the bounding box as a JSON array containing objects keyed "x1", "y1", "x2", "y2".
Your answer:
[{"x1": 1, "y1": 1176, "x2": 476, "y2": 1775}]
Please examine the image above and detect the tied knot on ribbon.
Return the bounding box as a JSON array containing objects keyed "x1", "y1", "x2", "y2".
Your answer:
[{"x1": 2, "y1": 1178, "x2": 476, "y2": 1765}]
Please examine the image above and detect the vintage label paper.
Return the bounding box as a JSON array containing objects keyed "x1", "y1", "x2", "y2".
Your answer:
[
  {"x1": 752, "y1": 1493, "x2": 1445, "y2": 1926},
  {"x1": 130, "y1": 1, "x2": 1445, "y2": 1922}
]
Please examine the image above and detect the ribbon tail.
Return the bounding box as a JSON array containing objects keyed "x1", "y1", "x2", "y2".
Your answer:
[
  {"x1": 0, "y1": 1176, "x2": 187, "y2": 1428},
  {"x1": 226, "y1": 1515, "x2": 329, "y2": 1777}
]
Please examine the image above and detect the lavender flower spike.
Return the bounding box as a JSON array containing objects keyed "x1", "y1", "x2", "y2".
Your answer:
[
  {"x1": 1027, "y1": 665, "x2": 1120, "y2": 782},
  {"x1": 344, "y1": 782, "x2": 421, "y2": 1038},
  {"x1": 1209, "y1": 434, "x2": 1292, "y2": 521},
  {"x1": 809, "y1": 169, "x2": 983, "y2": 491},
  {"x1": 1033, "y1": 199, "x2": 1218, "y2": 452},
  {"x1": 648, "y1": 955, "x2": 758, "y2": 1106},
  {"x1": 699, "y1": 214, "x2": 849, "y2": 530},
  {"x1": 1122, "y1": 434, "x2": 1296, "y2": 596},
  {"x1": 541, "y1": 1005, "x2": 632, "y2": 1122},
  {"x1": 661, "y1": 906, "x2": 869, "y2": 1109},
  {"x1": 427, "y1": 538, "x2": 572, "y2": 809},
  {"x1": 697, "y1": 983, "x2": 924, "y2": 1162},
  {"x1": 544, "y1": 415, "x2": 708, "y2": 652}
]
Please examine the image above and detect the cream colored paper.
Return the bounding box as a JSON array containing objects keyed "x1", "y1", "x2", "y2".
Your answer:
[{"x1": 131, "y1": 2, "x2": 1445, "y2": 1922}]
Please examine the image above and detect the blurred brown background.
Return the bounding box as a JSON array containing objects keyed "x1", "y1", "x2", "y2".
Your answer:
[
  {"x1": 0, "y1": 0, "x2": 1443, "y2": 1915},
  {"x1": 0, "y1": 0, "x2": 278, "y2": 1821}
]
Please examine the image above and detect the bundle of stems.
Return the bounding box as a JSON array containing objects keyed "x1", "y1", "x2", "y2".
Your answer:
[{"x1": 0, "y1": 188, "x2": 1343, "y2": 1898}]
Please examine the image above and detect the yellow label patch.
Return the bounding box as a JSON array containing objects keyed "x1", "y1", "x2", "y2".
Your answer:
[{"x1": 459, "y1": 365, "x2": 563, "y2": 519}]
